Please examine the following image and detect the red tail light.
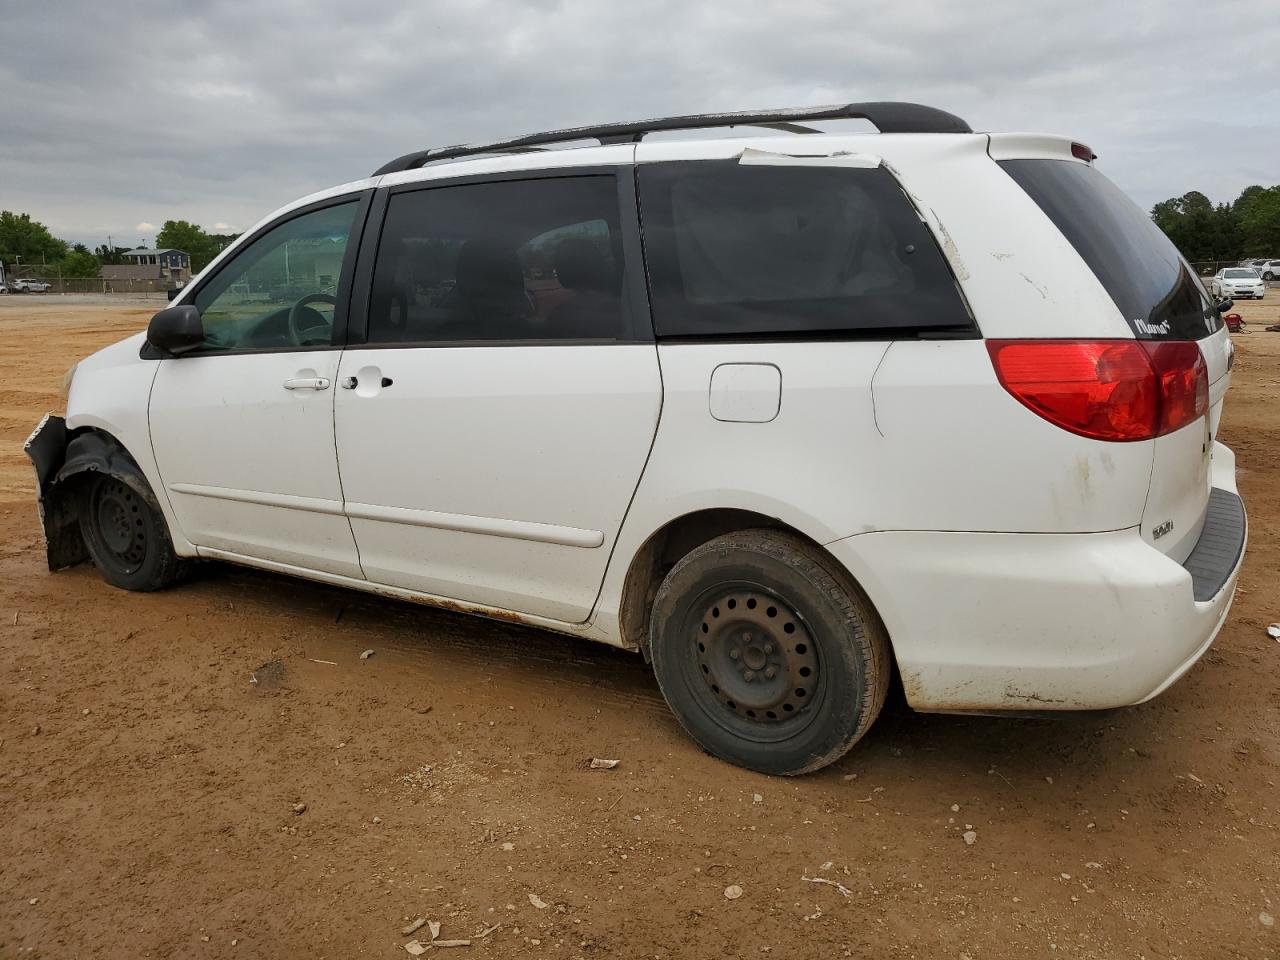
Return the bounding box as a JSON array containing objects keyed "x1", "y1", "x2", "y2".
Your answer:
[{"x1": 987, "y1": 339, "x2": 1208, "y2": 442}]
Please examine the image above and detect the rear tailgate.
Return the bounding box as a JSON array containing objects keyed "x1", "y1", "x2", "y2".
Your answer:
[
  {"x1": 993, "y1": 142, "x2": 1230, "y2": 563},
  {"x1": 1143, "y1": 326, "x2": 1232, "y2": 561}
]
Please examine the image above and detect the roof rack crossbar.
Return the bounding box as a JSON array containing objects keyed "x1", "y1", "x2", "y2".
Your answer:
[{"x1": 372, "y1": 101, "x2": 971, "y2": 176}]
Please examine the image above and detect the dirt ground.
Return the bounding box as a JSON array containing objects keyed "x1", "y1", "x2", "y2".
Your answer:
[{"x1": 1, "y1": 294, "x2": 1278, "y2": 960}]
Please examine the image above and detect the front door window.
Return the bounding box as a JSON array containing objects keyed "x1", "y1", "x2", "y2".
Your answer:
[{"x1": 193, "y1": 202, "x2": 359, "y2": 351}]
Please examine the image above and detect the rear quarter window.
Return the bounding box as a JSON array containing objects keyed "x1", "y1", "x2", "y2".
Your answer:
[
  {"x1": 637, "y1": 161, "x2": 973, "y2": 339},
  {"x1": 999, "y1": 159, "x2": 1219, "y2": 340}
]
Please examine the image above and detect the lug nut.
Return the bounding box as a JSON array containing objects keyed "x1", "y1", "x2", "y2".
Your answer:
[
  {"x1": 729, "y1": 649, "x2": 740, "y2": 660},
  {"x1": 743, "y1": 670, "x2": 755, "y2": 681},
  {"x1": 764, "y1": 666, "x2": 777, "y2": 679},
  {"x1": 763, "y1": 643, "x2": 774, "y2": 654}
]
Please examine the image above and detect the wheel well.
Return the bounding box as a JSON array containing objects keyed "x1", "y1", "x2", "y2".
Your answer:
[
  {"x1": 619, "y1": 509, "x2": 822, "y2": 658},
  {"x1": 36, "y1": 425, "x2": 153, "y2": 571}
]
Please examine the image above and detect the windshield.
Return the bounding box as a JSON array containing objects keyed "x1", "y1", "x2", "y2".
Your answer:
[{"x1": 1225, "y1": 269, "x2": 1258, "y2": 278}]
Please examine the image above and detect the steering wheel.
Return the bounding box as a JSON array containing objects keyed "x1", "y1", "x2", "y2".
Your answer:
[{"x1": 288, "y1": 293, "x2": 337, "y2": 345}]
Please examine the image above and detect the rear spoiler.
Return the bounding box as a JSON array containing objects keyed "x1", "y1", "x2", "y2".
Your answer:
[{"x1": 987, "y1": 133, "x2": 1095, "y2": 164}]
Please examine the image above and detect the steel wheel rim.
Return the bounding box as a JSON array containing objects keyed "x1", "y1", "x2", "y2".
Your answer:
[
  {"x1": 688, "y1": 584, "x2": 823, "y2": 742},
  {"x1": 92, "y1": 479, "x2": 147, "y2": 573}
]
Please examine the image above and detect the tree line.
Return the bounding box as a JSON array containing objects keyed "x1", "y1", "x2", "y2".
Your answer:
[
  {"x1": 1151, "y1": 185, "x2": 1280, "y2": 263},
  {"x1": 0, "y1": 211, "x2": 237, "y2": 279}
]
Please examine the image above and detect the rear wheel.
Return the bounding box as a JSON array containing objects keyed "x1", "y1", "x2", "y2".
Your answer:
[
  {"x1": 649, "y1": 529, "x2": 890, "y2": 775},
  {"x1": 78, "y1": 475, "x2": 188, "y2": 591}
]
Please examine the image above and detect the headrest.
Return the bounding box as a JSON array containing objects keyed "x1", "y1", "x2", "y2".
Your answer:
[
  {"x1": 554, "y1": 238, "x2": 614, "y2": 293},
  {"x1": 455, "y1": 239, "x2": 525, "y2": 297}
]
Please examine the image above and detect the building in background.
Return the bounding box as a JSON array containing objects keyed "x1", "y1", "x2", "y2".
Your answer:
[{"x1": 117, "y1": 248, "x2": 191, "y2": 284}]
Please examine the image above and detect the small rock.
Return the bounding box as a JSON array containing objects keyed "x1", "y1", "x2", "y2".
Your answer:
[
  {"x1": 291, "y1": 803, "x2": 307, "y2": 815},
  {"x1": 528, "y1": 893, "x2": 549, "y2": 909},
  {"x1": 404, "y1": 941, "x2": 427, "y2": 956},
  {"x1": 402, "y1": 919, "x2": 426, "y2": 936},
  {"x1": 251, "y1": 659, "x2": 286, "y2": 689},
  {"x1": 502, "y1": 842, "x2": 515, "y2": 851},
  {"x1": 28, "y1": 898, "x2": 38, "y2": 905},
  {"x1": 1260, "y1": 911, "x2": 1274, "y2": 928},
  {"x1": 1060, "y1": 873, "x2": 1072, "y2": 880},
  {"x1": 1085, "y1": 861, "x2": 1103, "y2": 869},
  {"x1": 428, "y1": 920, "x2": 441, "y2": 941},
  {"x1": 372, "y1": 816, "x2": 382, "y2": 824},
  {"x1": 360, "y1": 649, "x2": 375, "y2": 660},
  {"x1": 962, "y1": 831, "x2": 977, "y2": 845},
  {"x1": 82, "y1": 708, "x2": 91, "y2": 716},
  {"x1": 950, "y1": 804, "x2": 960, "y2": 812},
  {"x1": 723, "y1": 884, "x2": 743, "y2": 900},
  {"x1": 753, "y1": 794, "x2": 763, "y2": 804},
  {"x1": 31, "y1": 725, "x2": 41, "y2": 736},
  {"x1": 589, "y1": 758, "x2": 619, "y2": 770},
  {"x1": 434, "y1": 940, "x2": 472, "y2": 948},
  {"x1": 1266, "y1": 623, "x2": 1280, "y2": 640}
]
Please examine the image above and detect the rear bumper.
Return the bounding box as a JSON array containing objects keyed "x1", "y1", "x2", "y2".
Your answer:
[{"x1": 829, "y1": 442, "x2": 1245, "y2": 712}]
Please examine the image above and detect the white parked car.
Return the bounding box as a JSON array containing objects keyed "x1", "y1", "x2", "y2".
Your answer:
[
  {"x1": 13, "y1": 277, "x2": 52, "y2": 293},
  {"x1": 26, "y1": 102, "x2": 1245, "y2": 775},
  {"x1": 1211, "y1": 267, "x2": 1265, "y2": 299},
  {"x1": 1255, "y1": 259, "x2": 1280, "y2": 281}
]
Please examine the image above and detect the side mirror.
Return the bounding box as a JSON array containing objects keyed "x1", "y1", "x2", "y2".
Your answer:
[
  {"x1": 147, "y1": 304, "x2": 204, "y2": 356},
  {"x1": 1217, "y1": 298, "x2": 1234, "y2": 313}
]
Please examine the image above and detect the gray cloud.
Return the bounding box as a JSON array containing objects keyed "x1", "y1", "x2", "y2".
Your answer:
[{"x1": 2, "y1": 0, "x2": 1276, "y2": 248}]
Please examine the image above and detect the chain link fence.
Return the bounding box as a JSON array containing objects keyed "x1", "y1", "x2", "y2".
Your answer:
[{"x1": 2, "y1": 277, "x2": 177, "y2": 299}]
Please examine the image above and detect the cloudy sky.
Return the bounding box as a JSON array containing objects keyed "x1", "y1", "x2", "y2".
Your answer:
[{"x1": 2, "y1": 0, "x2": 1276, "y2": 250}]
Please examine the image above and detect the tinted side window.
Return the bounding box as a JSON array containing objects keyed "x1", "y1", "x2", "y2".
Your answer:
[
  {"x1": 637, "y1": 162, "x2": 972, "y2": 338},
  {"x1": 367, "y1": 176, "x2": 632, "y2": 344},
  {"x1": 999, "y1": 160, "x2": 1219, "y2": 340},
  {"x1": 193, "y1": 202, "x2": 359, "y2": 351}
]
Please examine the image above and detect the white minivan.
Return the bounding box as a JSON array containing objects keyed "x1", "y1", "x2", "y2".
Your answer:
[{"x1": 27, "y1": 103, "x2": 1246, "y2": 775}]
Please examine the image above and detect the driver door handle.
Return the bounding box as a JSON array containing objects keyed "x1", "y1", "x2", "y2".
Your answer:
[{"x1": 283, "y1": 377, "x2": 330, "y2": 391}]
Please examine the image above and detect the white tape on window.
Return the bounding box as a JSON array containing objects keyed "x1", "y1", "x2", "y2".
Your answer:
[{"x1": 736, "y1": 147, "x2": 880, "y2": 168}]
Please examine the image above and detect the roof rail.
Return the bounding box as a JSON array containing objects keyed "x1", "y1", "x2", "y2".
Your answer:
[{"x1": 372, "y1": 101, "x2": 971, "y2": 176}]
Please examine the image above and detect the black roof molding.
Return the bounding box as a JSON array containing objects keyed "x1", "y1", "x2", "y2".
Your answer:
[{"x1": 372, "y1": 101, "x2": 972, "y2": 176}]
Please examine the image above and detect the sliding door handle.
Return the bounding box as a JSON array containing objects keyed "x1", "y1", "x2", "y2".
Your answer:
[{"x1": 283, "y1": 377, "x2": 331, "y2": 391}]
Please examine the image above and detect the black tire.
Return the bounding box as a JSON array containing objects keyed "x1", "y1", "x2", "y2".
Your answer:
[
  {"x1": 649, "y1": 529, "x2": 891, "y2": 776},
  {"x1": 77, "y1": 474, "x2": 189, "y2": 591}
]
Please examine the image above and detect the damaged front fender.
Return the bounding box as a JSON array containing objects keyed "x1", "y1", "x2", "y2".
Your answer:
[{"x1": 24, "y1": 415, "x2": 163, "y2": 571}]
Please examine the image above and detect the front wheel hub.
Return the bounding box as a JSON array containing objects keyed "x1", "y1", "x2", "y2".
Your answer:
[
  {"x1": 90, "y1": 479, "x2": 147, "y2": 572},
  {"x1": 695, "y1": 589, "x2": 818, "y2": 722}
]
